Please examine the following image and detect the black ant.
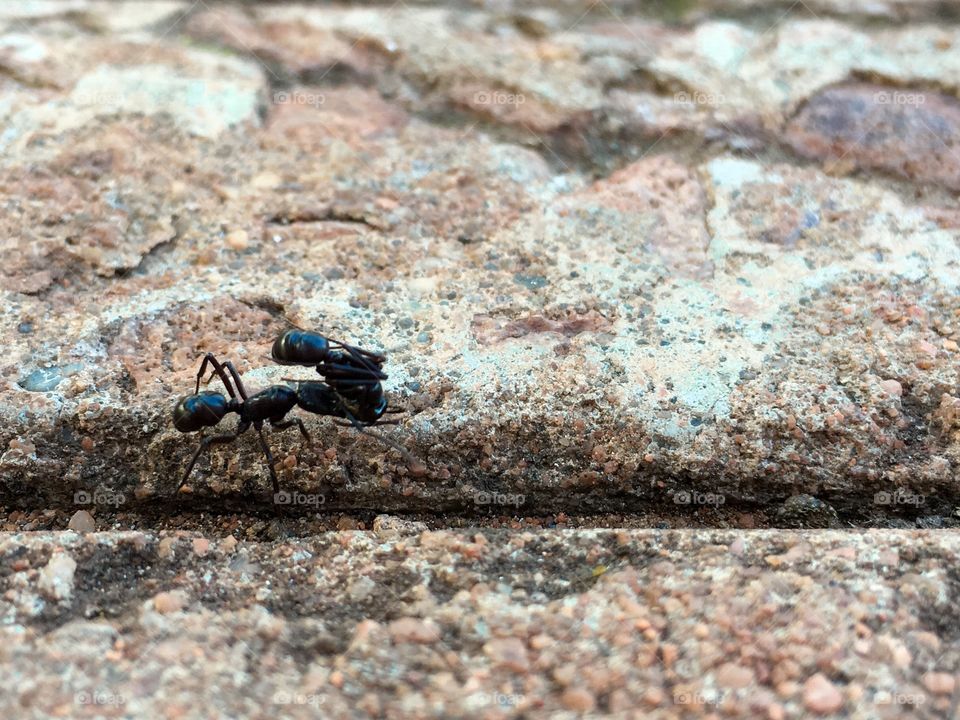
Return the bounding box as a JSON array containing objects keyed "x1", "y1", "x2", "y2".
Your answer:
[
  {"x1": 272, "y1": 327, "x2": 405, "y2": 428},
  {"x1": 271, "y1": 328, "x2": 387, "y2": 382},
  {"x1": 172, "y1": 353, "x2": 311, "y2": 495},
  {"x1": 173, "y1": 339, "x2": 412, "y2": 496}
]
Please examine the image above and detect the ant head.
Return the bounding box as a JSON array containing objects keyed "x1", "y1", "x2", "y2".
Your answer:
[
  {"x1": 293, "y1": 381, "x2": 345, "y2": 417},
  {"x1": 173, "y1": 390, "x2": 231, "y2": 433}
]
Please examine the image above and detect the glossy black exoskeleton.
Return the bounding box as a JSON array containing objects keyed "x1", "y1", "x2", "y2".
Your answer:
[
  {"x1": 271, "y1": 328, "x2": 387, "y2": 382},
  {"x1": 174, "y1": 347, "x2": 414, "y2": 497},
  {"x1": 287, "y1": 376, "x2": 411, "y2": 462},
  {"x1": 273, "y1": 328, "x2": 401, "y2": 428},
  {"x1": 173, "y1": 354, "x2": 309, "y2": 494},
  {"x1": 276, "y1": 329, "x2": 412, "y2": 458},
  {"x1": 294, "y1": 377, "x2": 389, "y2": 427}
]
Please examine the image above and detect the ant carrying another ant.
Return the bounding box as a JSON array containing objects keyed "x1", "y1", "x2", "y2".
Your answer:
[{"x1": 173, "y1": 331, "x2": 411, "y2": 499}]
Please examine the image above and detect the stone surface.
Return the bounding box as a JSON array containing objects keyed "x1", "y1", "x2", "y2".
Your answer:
[
  {"x1": 1, "y1": 2, "x2": 959, "y2": 716},
  {"x1": 786, "y1": 84, "x2": 960, "y2": 190},
  {"x1": 0, "y1": 2, "x2": 957, "y2": 525},
  {"x1": 0, "y1": 529, "x2": 958, "y2": 719}
]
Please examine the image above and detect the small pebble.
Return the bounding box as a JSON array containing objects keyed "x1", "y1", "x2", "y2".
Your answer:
[
  {"x1": 225, "y1": 229, "x2": 249, "y2": 250},
  {"x1": 716, "y1": 662, "x2": 754, "y2": 689},
  {"x1": 68, "y1": 510, "x2": 95, "y2": 533},
  {"x1": 803, "y1": 673, "x2": 844, "y2": 714},
  {"x1": 389, "y1": 618, "x2": 440, "y2": 644},
  {"x1": 643, "y1": 687, "x2": 664, "y2": 707},
  {"x1": 922, "y1": 672, "x2": 955, "y2": 695},
  {"x1": 37, "y1": 553, "x2": 77, "y2": 601},
  {"x1": 879, "y1": 379, "x2": 903, "y2": 397},
  {"x1": 348, "y1": 577, "x2": 377, "y2": 601},
  {"x1": 553, "y1": 664, "x2": 576, "y2": 686},
  {"x1": 18, "y1": 367, "x2": 62, "y2": 392},
  {"x1": 219, "y1": 536, "x2": 238, "y2": 554},
  {"x1": 513, "y1": 273, "x2": 549, "y2": 290},
  {"x1": 153, "y1": 591, "x2": 187, "y2": 614},
  {"x1": 561, "y1": 687, "x2": 596, "y2": 713},
  {"x1": 158, "y1": 537, "x2": 177, "y2": 559},
  {"x1": 483, "y1": 637, "x2": 529, "y2": 673},
  {"x1": 251, "y1": 172, "x2": 281, "y2": 189}
]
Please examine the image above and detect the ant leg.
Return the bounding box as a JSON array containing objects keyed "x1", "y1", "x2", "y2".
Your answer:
[
  {"x1": 180, "y1": 430, "x2": 205, "y2": 487},
  {"x1": 317, "y1": 377, "x2": 384, "y2": 387},
  {"x1": 328, "y1": 340, "x2": 388, "y2": 379},
  {"x1": 254, "y1": 422, "x2": 281, "y2": 496},
  {"x1": 194, "y1": 353, "x2": 238, "y2": 398},
  {"x1": 271, "y1": 417, "x2": 312, "y2": 445},
  {"x1": 344, "y1": 342, "x2": 387, "y2": 366},
  {"x1": 178, "y1": 422, "x2": 250, "y2": 491},
  {"x1": 317, "y1": 361, "x2": 386, "y2": 382},
  {"x1": 220, "y1": 360, "x2": 249, "y2": 401},
  {"x1": 337, "y1": 407, "x2": 417, "y2": 465}
]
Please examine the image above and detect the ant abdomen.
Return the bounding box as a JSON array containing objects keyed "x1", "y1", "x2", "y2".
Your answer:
[
  {"x1": 271, "y1": 328, "x2": 388, "y2": 380},
  {"x1": 271, "y1": 329, "x2": 333, "y2": 366}
]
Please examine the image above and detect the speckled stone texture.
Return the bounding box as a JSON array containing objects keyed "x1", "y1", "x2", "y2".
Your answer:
[
  {"x1": 1, "y1": 1, "x2": 960, "y2": 716},
  {"x1": 1, "y1": 0, "x2": 959, "y2": 525},
  {"x1": 1, "y1": 528, "x2": 959, "y2": 719}
]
